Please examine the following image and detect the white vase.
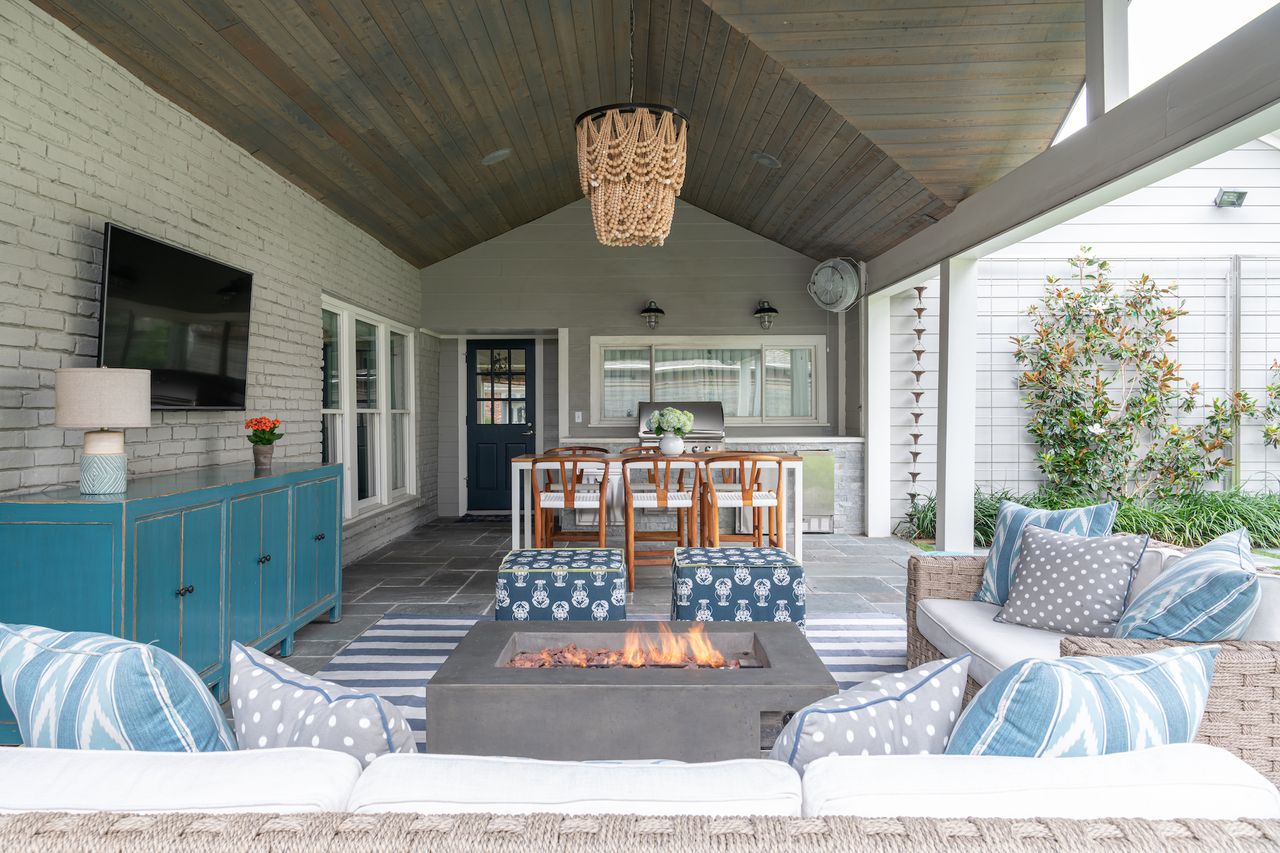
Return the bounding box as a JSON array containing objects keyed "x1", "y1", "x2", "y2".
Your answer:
[{"x1": 659, "y1": 434, "x2": 685, "y2": 456}]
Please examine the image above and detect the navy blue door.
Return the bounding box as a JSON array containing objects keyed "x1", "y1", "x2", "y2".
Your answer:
[{"x1": 467, "y1": 340, "x2": 535, "y2": 511}]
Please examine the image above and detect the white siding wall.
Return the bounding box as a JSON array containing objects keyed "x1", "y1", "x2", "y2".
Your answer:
[{"x1": 890, "y1": 140, "x2": 1280, "y2": 524}]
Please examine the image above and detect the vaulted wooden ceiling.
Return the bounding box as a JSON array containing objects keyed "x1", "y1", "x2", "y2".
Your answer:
[{"x1": 33, "y1": 1, "x2": 1084, "y2": 267}]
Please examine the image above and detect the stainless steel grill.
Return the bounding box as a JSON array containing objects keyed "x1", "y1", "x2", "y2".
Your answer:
[{"x1": 637, "y1": 401, "x2": 726, "y2": 452}]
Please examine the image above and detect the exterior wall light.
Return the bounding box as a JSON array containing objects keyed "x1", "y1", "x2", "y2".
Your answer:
[
  {"x1": 640, "y1": 300, "x2": 665, "y2": 330},
  {"x1": 753, "y1": 300, "x2": 779, "y2": 330},
  {"x1": 1214, "y1": 189, "x2": 1247, "y2": 208}
]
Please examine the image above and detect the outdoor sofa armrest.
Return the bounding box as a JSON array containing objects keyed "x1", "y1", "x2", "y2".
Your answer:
[
  {"x1": 905, "y1": 554, "x2": 986, "y2": 670},
  {"x1": 1061, "y1": 637, "x2": 1280, "y2": 788}
]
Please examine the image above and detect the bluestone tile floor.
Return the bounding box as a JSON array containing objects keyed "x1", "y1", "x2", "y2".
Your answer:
[{"x1": 285, "y1": 517, "x2": 917, "y2": 675}]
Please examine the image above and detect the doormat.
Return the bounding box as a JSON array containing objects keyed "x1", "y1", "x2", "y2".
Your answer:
[{"x1": 455, "y1": 514, "x2": 511, "y2": 523}]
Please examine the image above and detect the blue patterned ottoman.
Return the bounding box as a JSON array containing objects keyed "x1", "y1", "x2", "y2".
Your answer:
[
  {"x1": 495, "y1": 549, "x2": 627, "y2": 622},
  {"x1": 670, "y1": 547, "x2": 806, "y2": 632}
]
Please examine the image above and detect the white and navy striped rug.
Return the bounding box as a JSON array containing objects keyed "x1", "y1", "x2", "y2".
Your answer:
[{"x1": 318, "y1": 613, "x2": 907, "y2": 748}]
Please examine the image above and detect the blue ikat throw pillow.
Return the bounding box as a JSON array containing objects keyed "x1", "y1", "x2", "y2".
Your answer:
[
  {"x1": 0, "y1": 624, "x2": 235, "y2": 752},
  {"x1": 975, "y1": 500, "x2": 1119, "y2": 605},
  {"x1": 946, "y1": 646, "x2": 1217, "y2": 758},
  {"x1": 1117, "y1": 529, "x2": 1260, "y2": 642}
]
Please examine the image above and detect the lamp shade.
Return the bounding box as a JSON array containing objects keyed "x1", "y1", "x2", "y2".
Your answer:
[{"x1": 55, "y1": 368, "x2": 152, "y2": 429}]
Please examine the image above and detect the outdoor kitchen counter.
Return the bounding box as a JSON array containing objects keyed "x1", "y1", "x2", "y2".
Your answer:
[{"x1": 510, "y1": 452, "x2": 808, "y2": 561}]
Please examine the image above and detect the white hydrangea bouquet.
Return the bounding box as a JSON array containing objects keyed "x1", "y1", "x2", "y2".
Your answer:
[
  {"x1": 647, "y1": 406, "x2": 694, "y2": 437},
  {"x1": 647, "y1": 406, "x2": 695, "y2": 456}
]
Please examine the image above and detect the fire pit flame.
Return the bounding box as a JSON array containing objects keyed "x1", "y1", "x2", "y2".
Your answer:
[{"x1": 507, "y1": 623, "x2": 734, "y2": 669}]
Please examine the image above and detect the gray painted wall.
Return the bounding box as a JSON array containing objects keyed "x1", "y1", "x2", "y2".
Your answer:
[{"x1": 420, "y1": 200, "x2": 851, "y2": 440}]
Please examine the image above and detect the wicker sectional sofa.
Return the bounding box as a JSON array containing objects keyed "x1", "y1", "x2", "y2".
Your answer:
[{"x1": 907, "y1": 551, "x2": 1280, "y2": 786}]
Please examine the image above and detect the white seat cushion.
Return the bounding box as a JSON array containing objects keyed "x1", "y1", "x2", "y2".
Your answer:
[
  {"x1": 916, "y1": 598, "x2": 1066, "y2": 685},
  {"x1": 0, "y1": 747, "x2": 360, "y2": 814},
  {"x1": 349, "y1": 754, "x2": 801, "y2": 816},
  {"x1": 1244, "y1": 571, "x2": 1280, "y2": 640},
  {"x1": 538, "y1": 491, "x2": 600, "y2": 508},
  {"x1": 801, "y1": 744, "x2": 1280, "y2": 819},
  {"x1": 709, "y1": 489, "x2": 777, "y2": 507},
  {"x1": 629, "y1": 491, "x2": 694, "y2": 508}
]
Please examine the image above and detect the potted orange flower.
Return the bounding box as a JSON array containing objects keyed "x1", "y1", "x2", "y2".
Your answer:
[{"x1": 245, "y1": 416, "x2": 283, "y2": 470}]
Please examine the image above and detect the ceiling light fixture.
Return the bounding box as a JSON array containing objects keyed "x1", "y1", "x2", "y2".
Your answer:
[
  {"x1": 1214, "y1": 188, "x2": 1247, "y2": 208},
  {"x1": 574, "y1": 3, "x2": 688, "y2": 247},
  {"x1": 751, "y1": 151, "x2": 782, "y2": 169},
  {"x1": 481, "y1": 148, "x2": 512, "y2": 166}
]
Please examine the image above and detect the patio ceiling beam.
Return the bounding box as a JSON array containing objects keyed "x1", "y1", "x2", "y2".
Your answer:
[
  {"x1": 863, "y1": 4, "x2": 1280, "y2": 292},
  {"x1": 1085, "y1": 0, "x2": 1129, "y2": 122}
]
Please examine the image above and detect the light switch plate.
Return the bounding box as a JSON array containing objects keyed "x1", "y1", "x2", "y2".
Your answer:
[{"x1": 574, "y1": 411, "x2": 583, "y2": 423}]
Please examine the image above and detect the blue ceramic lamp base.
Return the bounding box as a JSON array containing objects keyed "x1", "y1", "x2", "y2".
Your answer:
[{"x1": 80, "y1": 453, "x2": 128, "y2": 495}]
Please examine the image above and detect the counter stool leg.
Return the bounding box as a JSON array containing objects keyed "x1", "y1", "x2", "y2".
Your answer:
[{"x1": 625, "y1": 504, "x2": 636, "y2": 592}]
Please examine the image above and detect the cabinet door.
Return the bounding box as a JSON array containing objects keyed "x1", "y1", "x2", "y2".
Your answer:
[
  {"x1": 292, "y1": 477, "x2": 340, "y2": 618},
  {"x1": 179, "y1": 503, "x2": 224, "y2": 677},
  {"x1": 133, "y1": 513, "x2": 183, "y2": 656},
  {"x1": 0, "y1": 521, "x2": 118, "y2": 634},
  {"x1": 228, "y1": 495, "x2": 263, "y2": 643},
  {"x1": 258, "y1": 488, "x2": 290, "y2": 638}
]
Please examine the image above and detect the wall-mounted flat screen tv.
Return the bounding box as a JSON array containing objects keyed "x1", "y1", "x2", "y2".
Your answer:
[{"x1": 98, "y1": 223, "x2": 252, "y2": 410}]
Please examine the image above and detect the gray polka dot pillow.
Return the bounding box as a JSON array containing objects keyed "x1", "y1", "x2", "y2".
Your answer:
[
  {"x1": 995, "y1": 525, "x2": 1149, "y2": 637},
  {"x1": 229, "y1": 641, "x2": 416, "y2": 766},
  {"x1": 769, "y1": 656, "x2": 970, "y2": 774}
]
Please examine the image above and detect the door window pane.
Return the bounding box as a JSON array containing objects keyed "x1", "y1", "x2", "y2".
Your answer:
[
  {"x1": 390, "y1": 331, "x2": 407, "y2": 410},
  {"x1": 602, "y1": 348, "x2": 650, "y2": 419},
  {"x1": 355, "y1": 320, "x2": 378, "y2": 408},
  {"x1": 764, "y1": 348, "x2": 814, "y2": 418},
  {"x1": 355, "y1": 412, "x2": 379, "y2": 501},
  {"x1": 655, "y1": 348, "x2": 761, "y2": 417},
  {"x1": 322, "y1": 309, "x2": 340, "y2": 409}
]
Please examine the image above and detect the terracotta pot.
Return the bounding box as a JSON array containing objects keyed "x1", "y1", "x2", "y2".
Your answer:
[{"x1": 252, "y1": 443, "x2": 274, "y2": 470}]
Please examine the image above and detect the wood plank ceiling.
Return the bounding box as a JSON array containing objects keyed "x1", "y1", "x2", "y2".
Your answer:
[
  {"x1": 32, "y1": 1, "x2": 1083, "y2": 267},
  {"x1": 707, "y1": 1, "x2": 1086, "y2": 203}
]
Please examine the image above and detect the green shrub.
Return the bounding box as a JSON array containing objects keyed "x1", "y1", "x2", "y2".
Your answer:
[{"x1": 905, "y1": 488, "x2": 1280, "y2": 549}]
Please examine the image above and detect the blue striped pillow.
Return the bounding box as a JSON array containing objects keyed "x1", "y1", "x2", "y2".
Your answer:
[
  {"x1": 975, "y1": 500, "x2": 1119, "y2": 605},
  {"x1": 1117, "y1": 529, "x2": 1260, "y2": 641},
  {"x1": 945, "y1": 646, "x2": 1218, "y2": 757},
  {"x1": 0, "y1": 624, "x2": 235, "y2": 752}
]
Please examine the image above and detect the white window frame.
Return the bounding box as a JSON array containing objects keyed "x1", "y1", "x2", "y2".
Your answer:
[
  {"x1": 321, "y1": 297, "x2": 416, "y2": 519},
  {"x1": 589, "y1": 335, "x2": 827, "y2": 428}
]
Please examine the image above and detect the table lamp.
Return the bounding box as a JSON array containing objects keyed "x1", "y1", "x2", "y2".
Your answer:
[{"x1": 55, "y1": 367, "x2": 152, "y2": 494}]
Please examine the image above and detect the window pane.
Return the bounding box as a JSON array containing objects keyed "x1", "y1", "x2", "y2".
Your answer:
[
  {"x1": 511, "y1": 349, "x2": 525, "y2": 370},
  {"x1": 476, "y1": 401, "x2": 494, "y2": 424},
  {"x1": 322, "y1": 309, "x2": 340, "y2": 409},
  {"x1": 764, "y1": 348, "x2": 813, "y2": 418},
  {"x1": 390, "y1": 331, "x2": 407, "y2": 410},
  {"x1": 355, "y1": 320, "x2": 378, "y2": 409},
  {"x1": 321, "y1": 412, "x2": 341, "y2": 465},
  {"x1": 602, "y1": 348, "x2": 650, "y2": 419},
  {"x1": 390, "y1": 413, "x2": 407, "y2": 491},
  {"x1": 655, "y1": 348, "x2": 761, "y2": 417},
  {"x1": 509, "y1": 373, "x2": 526, "y2": 400},
  {"x1": 355, "y1": 412, "x2": 379, "y2": 502}
]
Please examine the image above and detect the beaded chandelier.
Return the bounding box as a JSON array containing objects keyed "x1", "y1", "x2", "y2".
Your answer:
[{"x1": 575, "y1": 103, "x2": 688, "y2": 247}]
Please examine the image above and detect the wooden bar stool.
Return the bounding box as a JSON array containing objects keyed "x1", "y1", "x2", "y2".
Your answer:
[
  {"x1": 621, "y1": 457, "x2": 699, "y2": 591},
  {"x1": 531, "y1": 456, "x2": 610, "y2": 548},
  {"x1": 699, "y1": 455, "x2": 784, "y2": 548},
  {"x1": 619, "y1": 445, "x2": 659, "y2": 455},
  {"x1": 545, "y1": 446, "x2": 610, "y2": 455}
]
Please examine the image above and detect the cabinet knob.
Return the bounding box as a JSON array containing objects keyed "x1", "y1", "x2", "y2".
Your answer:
[
  {"x1": 258, "y1": 554, "x2": 272, "y2": 564},
  {"x1": 175, "y1": 585, "x2": 195, "y2": 597},
  {"x1": 314, "y1": 533, "x2": 326, "y2": 541}
]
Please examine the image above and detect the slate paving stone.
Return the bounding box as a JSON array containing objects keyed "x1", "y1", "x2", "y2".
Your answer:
[{"x1": 288, "y1": 518, "x2": 913, "y2": 673}]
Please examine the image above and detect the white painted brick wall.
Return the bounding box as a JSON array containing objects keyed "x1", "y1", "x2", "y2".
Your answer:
[{"x1": 0, "y1": 1, "x2": 438, "y2": 551}]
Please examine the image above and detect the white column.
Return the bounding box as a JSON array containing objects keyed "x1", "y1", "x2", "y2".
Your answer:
[
  {"x1": 1085, "y1": 0, "x2": 1129, "y2": 122},
  {"x1": 863, "y1": 291, "x2": 892, "y2": 537},
  {"x1": 936, "y1": 257, "x2": 977, "y2": 553}
]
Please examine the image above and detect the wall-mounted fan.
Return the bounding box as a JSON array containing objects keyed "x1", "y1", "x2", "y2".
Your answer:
[{"x1": 807, "y1": 257, "x2": 865, "y2": 313}]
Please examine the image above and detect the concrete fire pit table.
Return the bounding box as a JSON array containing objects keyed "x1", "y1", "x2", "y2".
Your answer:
[{"x1": 427, "y1": 621, "x2": 837, "y2": 761}]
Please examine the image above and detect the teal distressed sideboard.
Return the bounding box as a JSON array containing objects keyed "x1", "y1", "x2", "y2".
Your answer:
[{"x1": 0, "y1": 462, "x2": 342, "y2": 745}]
